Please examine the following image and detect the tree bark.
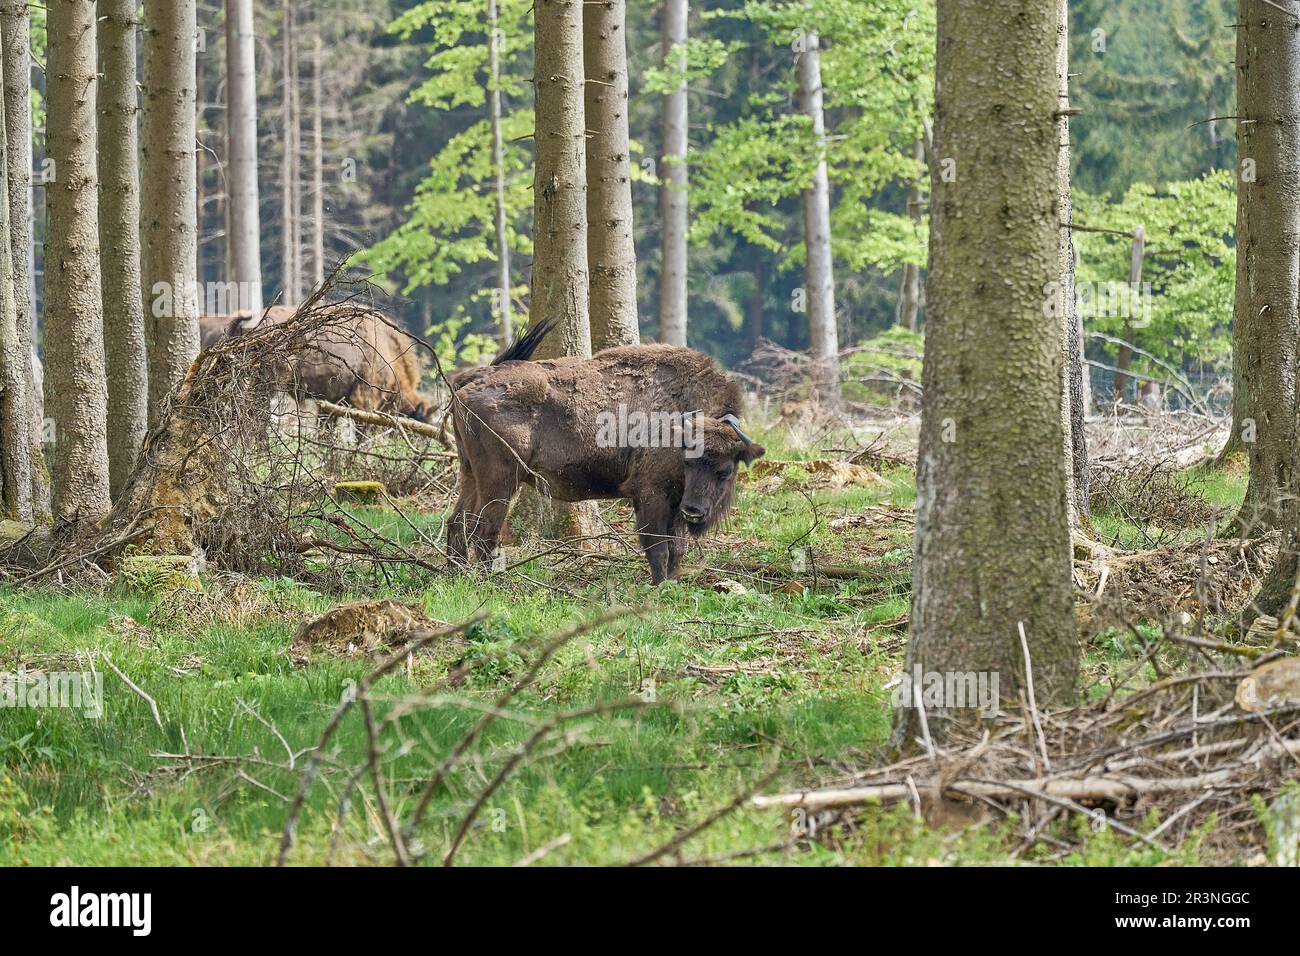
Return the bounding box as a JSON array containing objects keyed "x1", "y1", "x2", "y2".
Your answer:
[
  {"x1": 225, "y1": 0, "x2": 263, "y2": 315},
  {"x1": 279, "y1": 0, "x2": 298, "y2": 305},
  {"x1": 311, "y1": 26, "x2": 324, "y2": 289},
  {"x1": 1110, "y1": 226, "x2": 1145, "y2": 406},
  {"x1": 45, "y1": 0, "x2": 111, "y2": 520},
  {"x1": 98, "y1": 0, "x2": 149, "y2": 501},
  {"x1": 797, "y1": 32, "x2": 840, "y2": 406},
  {"x1": 657, "y1": 0, "x2": 688, "y2": 346},
  {"x1": 287, "y1": 2, "x2": 302, "y2": 302},
  {"x1": 584, "y1": 0, "x2": 639, "y2": 351},
  {"x1": 1230, "y1": 1, "x2": 1300, "y2": 537},
  {"x1": 894, "y1": 0, "x2": 1077, "y2": 746},
  {"x1": 488, "y1": 0, "x2": 512, "y2": 346},
  {"x1": 896, "y1": 138, "x2": 924, "y2": 333},
  {"x1": 517, "y1": 0, "x2": 594, "y2": 541},
  {"x1": 0, "y1": 2, "x2": 48, "y2": 519},
  {"x1": 0, "y1": 38, "x2": 30, "y2": 520},
  {"x1": 141, "y1": 0, "x2": 200, "y2": 427},
  {"x1": 1056, "y1": 2, "x2": 1089, "y2": 524}
]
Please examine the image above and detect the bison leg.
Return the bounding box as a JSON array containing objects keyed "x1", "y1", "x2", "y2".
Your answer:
[
  {"x1": 665, "y1": 517, "x2": 688, "y2": 580},
  {"x1": 447, "y1": 464, "x2": 477, "y2": 568},
  {"x1": 468, "y1": 461, "x2": 520, "y2": 567},
  {"x1": 634, "y1": 496, "x2": 676, "y2": 584}
]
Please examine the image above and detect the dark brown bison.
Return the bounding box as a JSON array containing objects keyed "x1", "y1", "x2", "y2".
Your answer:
[
  {"x1": 448, "y1": 320, "x2": 765, "y2": 583},
  {"x1": 201, "y1": 305, "x2": 433, "y2": 420}
]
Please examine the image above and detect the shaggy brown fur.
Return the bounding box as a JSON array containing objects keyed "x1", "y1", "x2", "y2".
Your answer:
[
  {"x1": 202, "y1": 305, "x2": 433, "y2": 420},
  {"x1": 448, "y1": 324, "x2": 764, "y2": 582}
]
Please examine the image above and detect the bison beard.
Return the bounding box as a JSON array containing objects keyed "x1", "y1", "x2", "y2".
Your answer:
[{"x1": 448, "y1": 323, "x2": 765, "y2": 583}]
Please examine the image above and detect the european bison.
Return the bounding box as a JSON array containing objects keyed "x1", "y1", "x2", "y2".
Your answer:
[
  {"x1": 448, "y1": 320, "x2": 765, "y2": 583},
  {"x1": 201, "y1": 305, "x2": 433, "y2": 420}
]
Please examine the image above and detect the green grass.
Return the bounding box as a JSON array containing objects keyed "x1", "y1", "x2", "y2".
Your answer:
[{"x1": 0, "y1": 459, "x2": 1250, "y2": 866}]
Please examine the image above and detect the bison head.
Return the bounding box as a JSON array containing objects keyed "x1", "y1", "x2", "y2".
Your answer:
[{"x1": 678, "y1": 415, "x2": 765, "y2": 533}]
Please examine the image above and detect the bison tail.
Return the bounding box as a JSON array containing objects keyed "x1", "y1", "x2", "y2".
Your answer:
[{"x1": 493, "y1": 317, "x2": 557, "y2": 366}]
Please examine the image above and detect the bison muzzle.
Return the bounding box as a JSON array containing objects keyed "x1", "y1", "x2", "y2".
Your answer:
[{"x1": 448, "y1": 321, "x2": 765, "y2": 583}]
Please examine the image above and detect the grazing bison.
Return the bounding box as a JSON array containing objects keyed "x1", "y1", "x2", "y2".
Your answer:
[
  {"x1": 201, "y1": 305, "x2": 433, "y2": 420},
  {"x1": 448, "y1": 320, "x2": 765, "y2": 583}
]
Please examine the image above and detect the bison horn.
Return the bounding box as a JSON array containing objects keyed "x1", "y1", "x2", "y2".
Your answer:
[{"x1": 718, "y1": 414, "x2": 753, "y2": 446}]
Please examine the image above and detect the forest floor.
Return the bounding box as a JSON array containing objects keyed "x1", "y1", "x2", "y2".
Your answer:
[{"x1": 0, "y1": 418, "x2": 1280, "y2": 866}]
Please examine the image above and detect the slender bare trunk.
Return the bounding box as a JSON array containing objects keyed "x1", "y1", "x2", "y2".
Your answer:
[
  {"x1": 896, "y1": 138, "x2": 923, "y2": 333},
  {"x1": 287, "y1": 3, "x2": 302, "y2": 302},
  {"x1": 280, "y1": 0, "x2": 297, "y2": 305},
  {"x1": 797, "y1": 32, "x2": 839, "y2": 406},
  {"x1": 517, "y1": 0, "x2": 594, "y2": 540},
  {"x1": 99, "y1": 0, "x2": 149, "y2": 499},
  {"x1": 1056, "y1": 2, "x2": 1088, "y2": 524},
  {"x1": 1231, "y1": 1, "x2": 1300, "y2": 539},
  {"x1": 1111, "y1": 226, "x2": 1145, "y2": 406},
  {"x1": 312, "y1": 27, "x2": 324, "y2": 288},
  {"x1": 0, "y1": 1, "x2": 45, "y2": 518},
  {"x1": 488, "y1": 0, "x2": 512, "y2": 346},
  {"x1": 657, "y1": 0, "x2": 688, "y2": 346},
  {"x1": 141, "y1": 0, "x2": 200, "y2": 426},
  {"x1": 46, "y1": 0, "x2": 111, "y2": 519},
  {"x1": 584, "y1": 0, "x2": 639, "y2": 351},
  {"x1": 894, "y1": 0, "x2": 1076, "y2": 745},
  {"x1": 0, "y1": 37, "x2": 30, "y2": 520},
  {"x1": 226, "y1": 0, "x2": 263, "y2": 315}
]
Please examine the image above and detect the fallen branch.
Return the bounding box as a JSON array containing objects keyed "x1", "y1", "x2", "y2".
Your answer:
[{"x1": 317, "y1": 399, "x2": 445, "y2": 442}]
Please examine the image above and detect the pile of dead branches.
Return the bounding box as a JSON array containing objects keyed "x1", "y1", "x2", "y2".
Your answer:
[
  {"x1": 2, "y1": 273, "x2": 452, "y2": 588},
  {"x1": 753, "y1": 643, "x2": 1300, "y2": 862}
]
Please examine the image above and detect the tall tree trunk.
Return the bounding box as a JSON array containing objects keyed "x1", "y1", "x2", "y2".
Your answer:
[
  {"x1": 584, "y1": 0, "x2": 639, "y2": 351},
  {"x1": 0, "y1": 38, "x2": 30, "y2": 520},
  {"x1": 488, "y1": 0, "x2": 512, "y2": 346},
  {"x1": 98, "y1": 0, "x2": 149, "y2": 500},
  {"x1": 896, "y1": 138, "x2": 924, "y2": 333},
  {"x1": 311, "y1": 26, "x2": 324, "y2": 288},
  {"x1": 45, "y1": 0, "x2": 111, "y2": 519},
  {"x1": 894, "y1": 0, "x2": 1076, "y2": 746},
  {"x1": 225, "y1": 0, "x2": 263, "y2": 315},
  {"x1": 1230, "y1": 2, "x2": 1300, "y2": 538},
  {"x1": 1110, "y1": 226, "x2": 1145, "y2": 406},
  {"x1": 749, "y1": 254, "x2": 764, "y2": 354},
  {"x1": 797, "y1": 31, "x2": 840, "y2": 406},
  {"x1": 287, "y1": 2, "x2": 302, "y2": 302},
  {"x1": 279, "y1": 0, "x2": 297, "y2": 305},
  {"x1": 516, "y1": 0, "x2": 594, "y2": 541},
  {"x1": 1056, "y1": 1, "x2": 1089, "y2": 524},
  {"x1": 657, "y1": 0, "x2": 688, "y2": 346},
  {"x1": 141, "y1": 0, "x2": 200, "y2": 426},
  {"x1": 0, "y1": 1, "x2": 45, "y2": 518}
]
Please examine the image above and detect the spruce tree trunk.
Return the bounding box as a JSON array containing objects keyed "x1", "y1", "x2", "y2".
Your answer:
[
  {"x1": 584, "y1": 0, "x2": 639, "y2": 351},
  {"x1": 896, "y1": 137, "x2": 924, "y2": 333},
  {"x1": 0, "y1": 2, "x2": 48, "y2": 518},
  {"x1": 99, "y1": 0, "x2": 149, "y2": 500},
  {"x1": 280, "y1": 0, "x2": 298, "y2": 305},
  {"x1": 45, "y1": 0, "x2": 111, "y2": 520},
  {"x1": 894, "y1": 0, "x2": 1076, "y2": 746},
  {"x1": 287, "y1": 3, "x2": 302, "y2": 301},
  {"x1": 225, "y1": 0, "x2": 263, "y2": 315},
  {"x1": 1229, "y1": 1, "x2": 1300, "y2": 536},
  {"x1": 312, "y1": 28, "x2": 324, "y2": 288},
  {"x1": 517, "y1": 0, "x2": 595, "y2": 541},
  {"x1": 657, "y1": 0, "x2": 688, "y2": 346},
  {"x1": 797, "y1": 31, "x2": 840, "y2": 406},
  {"x1": 1056, "y1": 1, "x2": 1089, "y2": 524},
  {"x1": 141, "y1": 0, "x2": 200, "y2": 426},
  {"x1": 488, "y1": 0, "x2": 512, "y2": 346},
  {"x1": 0, "y1": 39, "x2": 31, "y2": 521}
]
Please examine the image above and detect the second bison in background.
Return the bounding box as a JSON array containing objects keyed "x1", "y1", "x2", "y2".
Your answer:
[
  {"x1": 448, "y1": 320, "x2": 765, "y2": 583},
  {"x1": 200, "y1": 304, "x2": 433, "y2": 420}
]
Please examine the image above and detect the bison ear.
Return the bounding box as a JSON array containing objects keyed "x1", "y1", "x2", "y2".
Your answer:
[{"x1": 738, "y1": 442, "x2": 765, "y2": 466}]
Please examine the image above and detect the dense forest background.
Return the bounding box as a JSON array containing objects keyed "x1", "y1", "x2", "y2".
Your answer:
[{"x1": 27, "y1": 0, "x2": 1237, "y2": 376}]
